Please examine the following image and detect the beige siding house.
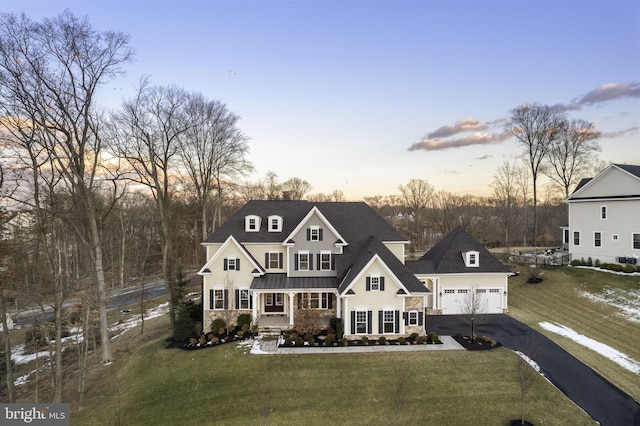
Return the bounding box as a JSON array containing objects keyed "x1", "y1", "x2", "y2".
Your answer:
[
  {"x1": 198, "y1": 201, "x2": 510, "y2": 337},
  {"x1": 564, "y1": 164, "x2": 640, "y2": 265}
]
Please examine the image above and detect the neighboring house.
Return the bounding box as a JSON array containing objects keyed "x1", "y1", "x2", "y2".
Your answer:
[
  {"x1": 407, "y1": 226, "x2": 511, "y2": 315},
  {"x1": 563, "y1": 164, "x2": 640, "y2": 265},
  {"x1": 198, "y1": 200, "x2": 509, "y2": 337}
]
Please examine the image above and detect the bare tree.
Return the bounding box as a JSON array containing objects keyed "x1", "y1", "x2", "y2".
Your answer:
[
  {"x1": 491, "y1": 161, "x2": 521, "y2": 253},
  {"x1": 460, "y1": 286, "x2": 488, "y2": 343},
  {"x1": 281, "y1": 177, "x2": 312, "y2": 200},
  {"x1": 111, "y1": 79, "x2": 189, "y2": 333},
  {"x1": 398, "y1": 179, "x2": 434, "y2": 248},
  {"x1": 264, "y1": 171, "x2": 281, "y2": 200},
  {"x1": 514, "y1": 162, "x2": 531, "y2": 246},
  {"x1": 0, "y1": 11, "x2": 133, "y2": 367},
  {"x1": 544, "y1": 119, "x2": 601, "y2": 198},
  {"x1": 506, "y1": 104, "x2": 565, "y2": 247},
  {"x1": 180, "y1": 94, "x2": 251, "y2": 238}
]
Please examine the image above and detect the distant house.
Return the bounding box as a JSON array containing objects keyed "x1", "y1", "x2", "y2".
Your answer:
[
  {"x1": 198, "y1": 200, "x2": 510, "y2": 337},
  {"x1": 563, "y1": 163, "x2": 640, "y2": 266}
]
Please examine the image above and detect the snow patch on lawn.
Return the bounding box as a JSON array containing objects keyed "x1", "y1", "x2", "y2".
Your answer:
[
  {"x1": 110, "y1": 302, "x2": 169, "y2": 339},
  {"x1": 539, "y1": 321, "x2": 640, "y2": 374},
  {"x1": 580, "y1": 288, "x2": 640, "y2": 324},
  {"x1": 236, "y1": 336, "x2": 271, "y2": 355}
]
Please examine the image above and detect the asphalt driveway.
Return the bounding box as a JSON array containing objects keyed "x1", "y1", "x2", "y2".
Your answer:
[{"x1": 427, "y1": 314, "x2": 640, "y2": 426}]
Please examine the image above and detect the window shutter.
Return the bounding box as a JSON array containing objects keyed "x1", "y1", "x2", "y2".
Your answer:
[
  {"x1": 307, "y1": 228, "x2": 311, "y2": 240},
  {"x1": 235, "y1": 289, "x2": 239, "y2": 309},
  {"x1": 279, "y1": 253, "x2": 283, "y2": 269},
  {"x1": 328, "y1": 293, "x2": 333, "y2": 309},
  {"x1": 309, "y1": 255, "x2": 313, "y2": 270},
  {"x1": 319, "y1": 228, "x2": 323, "y2": 241},
  {"x1": 236, "y1": 259, "x2": 240, "y2": 271},
  {"x1": 297, "y1": 294, "x2": 302, "y2": 309},
  {"x1": 403, "y1": 312, "x2": 408, "y2": 326},
  {"x1": 418, "y1": 312, "x2": 424, "y2": 326},
  {"x1": 249, "y1": 291, "x2": 253, "y2": 309},
  {"x1": 380, "y1": 277, "x2": 385, "y2": 291},
  {"x1": 223, "y1": 259, "x2": 228, "y2": 271},
  {"x1": 350, "y1": 311, "x2": 356, "y2": 334},
  {"x1": 378, "y1": 311, "x2": 383, "y2": 334},
  {"x1": 331, "y1": 256, "x2": 336, "y2": 270},
  {"x1": 394, "y1": 311, "x2": 400, "y2": 333},
  {"x1": 294, "y1": 254, "x2": 299, "y2": 270},
  {"x1": 209, "y1": 289, "x2": 214, "y2": 310},
  {"x1": 316, "y1": 253, "x2": 320, "y2": 270},
  {"x1": 265, "y1": 253, "x2": 269, "y2": 268},
  {"x1": 366, "y1": 277, "x2": 371, "y2": 291},
  {"x1": 367, "y1": 311, "x2": 372, "y2": 334},
  {"x1": 223, "y1": 290, "x2": 228, "y2": 309}
]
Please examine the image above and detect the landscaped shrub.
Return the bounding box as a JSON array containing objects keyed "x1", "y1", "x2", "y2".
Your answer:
[
  {"x1": 428, "y1": 332, "x2": 441, "y2": 344},
  {"x1": 325, "y1": 334, "x2": 335, "y2": 346},
  {"x1": 236, "y1": 313, "x2": 252, "y2": 329},
  {"x1": 611, "y1": 264, "x2": 623, "y2": 272},
  {"x1": 284, "y1": 337, "x2": 292, "y2": 346},
  {"x1": 594, "y1": 259, "x2": 601, "y2": 267},
  {"x1": 295, "y1": 336, "x2": 304, "y2": 346},
  {"x1": 330, "y1": 317, "x2": 344, "y2": 339},
  {"x1": 454, "y1": 332, "x2": 464, "y2": 340},
  {"x1": 378, "y1": 336, "x2": 387, "y2": 345},
  {"x1": 210, "y1": 318, "x2": 227, "y2": 334},
  {"x1": 361, "y1": 336, "x2": 368, "y2": 345},
  {"x1": 622, "y1": 264, "x2": 636, "y2": 273},
  {"x1": 340, "y1": 337, "x2": 348, "y2": 347},
  {"x1": 416, "y1": 335, "x2": 426, "y2": 344},
  {"x1": 587, "y1": 257, "x2": 593, "y2": 266},
  {"x1": 398, "y1": 336, "x2": 406, "y2": 345}
]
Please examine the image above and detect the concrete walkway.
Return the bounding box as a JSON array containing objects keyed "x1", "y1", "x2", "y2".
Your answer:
[{"x1": 258, "y1": 335, "x2": 463, "y2": 354}]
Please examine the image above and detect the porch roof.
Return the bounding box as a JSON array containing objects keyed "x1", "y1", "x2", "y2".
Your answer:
[{"x1": 250, "y1": 274, "x2": 338, "y2": 291}]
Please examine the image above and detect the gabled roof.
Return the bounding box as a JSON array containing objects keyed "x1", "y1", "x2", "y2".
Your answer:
[
  {"x1": 567, "y1": 163, "x2": 640, "y2": 201},
  {"x1": 284, "y1": 205, "x2": 347, "y2": 247},
  {"x1": 197, "y1": 235, "x2": 265, "y2": 276},
  {"x1": 407, "y1": 226, "x2": 511, "y2": 275},
  {"x1": 339, "y1": 237, "x2": 427, "y2": 295}
]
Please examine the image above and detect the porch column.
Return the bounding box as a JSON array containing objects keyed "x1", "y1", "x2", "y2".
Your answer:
[
  {"x1": 288, "y1": 291, "x2": 295, "y2": 326},
  {"x1": 252, "y1": 291, "x2": 259, "y2": 323},
  {"x1": 336, "y1": 292, "x2": 341, "y2": 318}
]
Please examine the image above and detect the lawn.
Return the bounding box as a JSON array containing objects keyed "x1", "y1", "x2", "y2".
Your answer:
[
  {"x1": 506, "y1": 265, "x2": 640, "y2": 400},
  {"x1": 72, "y1": 319, "x2": 595, "y2": 425}
]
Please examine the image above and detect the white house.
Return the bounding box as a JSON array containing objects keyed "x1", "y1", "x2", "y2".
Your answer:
[
  {"x1": 563, "y1": 164, "x2": 640, "y2": 265},
  {"x1": 198, "y1": 200, "x2": 510, "y2": 337}
]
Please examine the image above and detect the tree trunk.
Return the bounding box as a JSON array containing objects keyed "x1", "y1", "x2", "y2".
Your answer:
[
  {"x1": 0, "y1": 289, "x2": 15, "y2": 402},
  {"x1": 53, "y1": 239, "x2": 64, "y2": 403}
]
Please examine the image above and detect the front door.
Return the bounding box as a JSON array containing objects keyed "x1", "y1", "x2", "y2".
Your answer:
[{"x1": 264, "y1": 293, "x2": 284, "y2": 313}]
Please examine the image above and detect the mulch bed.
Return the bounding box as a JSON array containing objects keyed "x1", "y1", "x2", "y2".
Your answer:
[{"x1": 453, "y1": 335, "x2": 501, "y2": 351}]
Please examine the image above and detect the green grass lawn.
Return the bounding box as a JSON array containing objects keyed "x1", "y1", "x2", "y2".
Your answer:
[
  {"x1": 73, "y1": 322, "x2": 595, "y2": 425},
  {"x1": 507, "y1": 265, "x2": 640, "y2": 400}
]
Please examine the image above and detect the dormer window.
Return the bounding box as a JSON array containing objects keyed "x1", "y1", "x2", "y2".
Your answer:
[
  {"x1": 245, "y1": 215, "x2": 261, "y2": 232},
  {"x1": 268, "y1": 215, "x2": 283, "y2": 232},
  {"x1": 463, "y1": 251, "x2": 479, "y2": 267}
]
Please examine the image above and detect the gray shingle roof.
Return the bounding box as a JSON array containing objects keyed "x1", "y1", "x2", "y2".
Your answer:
[
  {"x1": 407, "y1": 226, "x2": 511, "y2": 274},
  {"x1": 250, "y1": 274, "x2": 337, "y2": 290}
]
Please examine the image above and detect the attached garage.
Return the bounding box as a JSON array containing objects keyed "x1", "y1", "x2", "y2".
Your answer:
[{"x1": 441, "y1": 287, "x2": 505, "y2": 315}]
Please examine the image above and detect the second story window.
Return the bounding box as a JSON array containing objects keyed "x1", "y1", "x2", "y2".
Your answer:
[
  {"x1": 601, "y1": 206, "x2": 607, "y2": 220},
  {"x1": 320, "y1": 251, "x2": 332, "y2": 271},
  {"x1": 297, "y1": 251, "x2": 310, "y2": 271},
  {"x1": 366, "y1": 275, "x2": 384, "y2": 291},
  {"x1": 224, "y1": 258, "x2": 240, "y2": 271},
  {"x1": 594, "y1": 232, "x2": 602, "y2": 247},
  {"x1": 573, "y1": 231, "x2": 580, "y2": 246},
  {"x1": 307, "y1": 226, "x2": 323, "y2": 241}
]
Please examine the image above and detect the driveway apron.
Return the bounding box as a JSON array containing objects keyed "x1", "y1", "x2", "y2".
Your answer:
[{"x1": 427, "y1": 314, "x2": 640, "y2": 426}]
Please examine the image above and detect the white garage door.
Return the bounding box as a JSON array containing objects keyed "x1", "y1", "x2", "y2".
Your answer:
[{"x1": 441, "y1": 288, "x2": 503, "y2": 314}]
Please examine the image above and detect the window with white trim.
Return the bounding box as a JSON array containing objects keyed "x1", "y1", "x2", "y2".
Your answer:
[
  {"x1": 370, "y1": 275, "x2": 380, "y2": 291},
  {"x1": 238, "y1": 289, "x2": 250, "y2": 309},
  {"x1": 298, "y1": 251, "x2": 309, "y2": 271},
  {"x1": 310, "y1": 226, "x2": 320, "y2": 241},
  {"x1": 634, "y1": 233, "x2": 640, "y2": 250},
  {"x1": 408, "y1": 311, "x2": 418, "y2": 326},
  {"x1": 601, "y1": 205, "x2": 607, "y2": 220},
  {"x1": 227, "y1": 258, "x2": 237, "y2": 271},
  {"x1": 268, "y1": 252, "x2": 281, "y2": 269},
  {"x1": 299, "y1": 292, "x2": 331, "y2": 309},
  {"x1": 320, "y1": 251, "x2": 332, "y2": 271},
  {"x1": 573, "y1": 231, "x2": 580, "y2": 246},
  {"x1": 612, "y1": 234, "x2": 619, "y2": 241},
  {"x1": 463, "y1": 251, "x2": 480, "y2": 267},
  {"x1": 383, "y1": 310, "x2": 395, "y2": 333},
  {"x1": 594, "y1": 232, "x2": 602, "y2": 247},
  {"x1": 355, "y1": 311, "x2": 367, "y2": 334},
  {"x1": 213, "y1": 289, "x2": 225, "y2": 310},
  {"x1": 268, "y1": 215, "x2": 282, "y2": 232},
  {"x1": 245, "y1": 215, "x2": 261, "y2": 232}
]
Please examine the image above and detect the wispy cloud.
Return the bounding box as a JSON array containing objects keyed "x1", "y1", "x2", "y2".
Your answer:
[
  {"x1": 427, "y1": 118, "x2": 488, "y2": 138},
  {"x1": 408, "y1": 131, "x2": 511, "y2": 152},
  {"x1": 409, "y1": 82, "x2": 639, "y2": 152}
]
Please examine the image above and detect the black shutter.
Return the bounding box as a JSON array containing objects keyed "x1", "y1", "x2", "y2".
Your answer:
[
  {"x1": 309, "y1": 255, "x2": 313, "y2": 270},
  {"x1": 279, "y1": 253, "x2": 283, "y2": 269},
  {"x1": 331, "y1": 256, "x2": 336, "y2": 270},
  {"x1": 418, "y1": 312, "x2": 424, "y2": 326},
  {"x1": 209, "y1": 289, "x2": 214, "y2": 310},
  {"x1": 350, "y1": 311, "x2": 356, "y2": 334},
  {"x1": 327, "y1": 293, "x2": 333, "y2": 309},
  {"x1": 249, "y1": 291, "x2": 253, "y2": 309},
  {"x1": 316, "y1": 253, "x2": 320, "y2": 270},
  {"x1": 366, "y1": 277, "x2": 371, "y2": 291},
  {"x1": 235, "y1": 289, "x2": 239, "y2": 309},
  {"x1": 236, "y1": 259, "x2": 240, "y2": 271},
  {"x1": 294, "y1": 254, "x2": 299, "y2": 270},
  {"x1": 395, "y1": 311, "x2": 400, "y2": 333},
  {"x1": 223, "y1": 259, "x2": 228, "y2": 271},
  {"x1": 378, "y1": 311, "x2": 383, "y2": 333},
  {"x1": 265, "y1": 253, "x2": 269, "y2": 269},
  {"x1": 380, "y1": 277, "x2": 385, "y2": 291},
  {"x1": 403, "y1": 312, "x2": 408, "y2": 326},
  {"x1": 319, "y1": 228, "x2": 323, "y2": 241},
  {"x1": 367, "y1": 311, "x2": 372, "y2": 334},
  {"x1": 223, "y1": 290, "x2": 228, "y2": 309},
  {"x1": 307, "y1": 228, "x2": 311, "y2": 240}
]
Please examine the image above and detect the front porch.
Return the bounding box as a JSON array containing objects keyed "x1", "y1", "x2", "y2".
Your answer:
[{"x1": 256, "y1": 313, "x2": 331, "y2": 336}]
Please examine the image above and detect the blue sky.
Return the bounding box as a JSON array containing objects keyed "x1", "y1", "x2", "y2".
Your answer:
[{"x1": 4, "y1": 1, "x2": 640, "y2": 199}]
